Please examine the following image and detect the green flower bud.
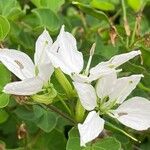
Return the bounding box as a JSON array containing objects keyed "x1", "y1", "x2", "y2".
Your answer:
[{"x1": 31, "y1": 84, "x2": 57, "y2": 105}]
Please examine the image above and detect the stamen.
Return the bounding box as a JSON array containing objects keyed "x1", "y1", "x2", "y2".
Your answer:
[
  {"x1": 85, "y1": 43, "x2": 96, "y2": 76},
  {"x1": 118, "y1": 112, "x2": 128, "y2": 116},
  {"x1": 14, "y1": 60, "x2": 24, "y2": 69}
]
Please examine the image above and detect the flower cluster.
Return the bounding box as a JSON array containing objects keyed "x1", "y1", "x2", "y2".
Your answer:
[{"x1": 0, "y1": 25, "x2": 150, "y2": 147}]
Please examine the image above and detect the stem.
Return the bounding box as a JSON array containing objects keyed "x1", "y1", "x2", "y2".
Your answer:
[
  {"x1": 121, "y1": 0, "x2": 127, "y2": 22},
  {"x1": 48, "y1": 105, "x2": 76, "y2": 125},
  {"x1": 57, "y1": 95, "x2": 72, "y2": 116},
  {"x1": 85, "y1": 55, "x2": 92, "y2": 76},
  {"x1": 138, "y1": 82, "x2": 150, "y2": 92},
  {"x1": 130, "y1": 17, "x2": 138, "y2": 46},
  {"x1": 126, "y1": 36, "x2": 129, "y2": 49},
  {"x1": 121, "y1": 0, "x2": 130, "y2": 48},
  {"x1": 105, "y1": 121, "x2": 139, "y2": 142},
  {"x1": 85, "y1": 43, "x2": 96, "y2": 76},
  {"x1": 55, "y1": 68, "x2": 75, "y2": 98}
]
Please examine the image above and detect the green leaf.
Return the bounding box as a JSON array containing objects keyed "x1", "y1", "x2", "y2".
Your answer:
[
  {"x1": 33, "y1": 129, "x2": 67, "y2": 150},
  {"x1": 0, "y1": 0, "x2": 23, "y2": 20},
  {"x1": 90, "y1": 0, "x2": 115, "y2": 11},
  {"x1": 0, "y1": 64, "x2": 11, "y2": 108},
  {"x1": 0, "y1": 15, "x2": 10, "y2": 41},
  {"x1": 35, "y1": 106, "x2": 57, "y2": 132},
  {"x1": 0, "y1": 109, "x2": 9, "y2": 123},
  {"x1": 92, "y1": 137, "x2": 121, "y2": 150},
  {"x1": 0, "y1": 94, "x2": 9, "y2": 108},
  {"x1": 31, "y1": 0, "x2": 65, "y2": 13},
  {"x1": 32, "y1": 8, "x2": 60, "y2": 33},
  {"x1": 72, "y1": 2, "x2": 111, "y2": 25},
  {"x1": 0, "y1": 63, "x2": 11, "y2": 89},
  {"x1": 66, "y1": 127, "x2": 82, "y2": 150},
  {"x1": 127, "y1": 0, "x2": 145, "y2": 12},
  {"x1": 14, "y1": 106, "x2": 36, "y2": 121}
]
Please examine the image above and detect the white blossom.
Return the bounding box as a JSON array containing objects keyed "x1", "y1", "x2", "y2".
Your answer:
[
  {"x1": 47, "y1": 25, "x2": 141, "y2": 83},
  {"x1": 0, "y1": 30, "x2": 54, "y2": 95},
  {"x1": 73, "y1": 72, "x2": 150, "y2": 146}
]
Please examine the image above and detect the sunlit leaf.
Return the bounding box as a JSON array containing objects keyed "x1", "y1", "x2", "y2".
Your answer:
[
  {"x1": 90, "y1": 0, "x2": 115, "y2": 11},
  {"x1": 0, "y1": 15, "x2": 10, "y2": 41}
]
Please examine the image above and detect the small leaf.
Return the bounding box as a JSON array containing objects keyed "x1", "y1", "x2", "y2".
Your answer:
[
  {"x1": 72, "y1": 2, "x2": 111, "y2": 25},
  {"x1": 35, "y1": 107, "x2": 57, "y2": 132},
  {"x1": 90, "y1": 0, "x2": 115, "y2": 11},
  {"x1": 0, "y1": 15, "x2": 10, "y2": 41},
  {"x1": 127, "y1": 0, "x2": 145, "y2": 12},
  {"x1": 92, "y1": 137, "x2": 121, "y2": 150},
  {"x1": 33, "y1": 129, "x2": 67, "y2": 150},
  {"x1": 32, "y1": 8, "x2": 60, "y2": 33},
  {"x1": 0, "y1": 109, "x2": 9, "y2": 124},
  {"x1": 0, "y1": 94, "x2": 9, "y2": 108},
  {"x1": 0, "y1": 63, "x2": 11, "y2": 88},
  {"x1": 0, "y1": 0, "x2": 23, "y2": 20},
  {"x1": 66, "y1": 127, "x2": 82, "y2": 150},
  {"x1": 31, "y1": 0, "x2": 65, "y2": 13},
  {"x1": 0, "y1": 64, "x2": 11, "y2": 108}
]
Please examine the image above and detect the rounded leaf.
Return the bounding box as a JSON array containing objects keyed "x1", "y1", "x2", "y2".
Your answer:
[
  {"x1": 0, "y1": 93, "x2": 9, "y2": 108},
  {"x1": 0, "y1": 15, "x2": 10, "y2": 41}
]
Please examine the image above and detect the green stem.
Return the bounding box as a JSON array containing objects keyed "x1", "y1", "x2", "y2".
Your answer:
[
  {"x1": 48, "y1": 104, "x2": 76, "y2": 124},
  {"x1": 55, "y1": 68, "x2": 75, "y2": 98},
  {"x1": 121, "y1": 0, "x2": 130, "y2": 48},
  {"x1": 130, "y1": 18, "x2": 138, "y2": 46},
  {"x1": 138, "y1": 82, "x2": 150, "y2": 92},
  {"x1": 121, "y1": 0, "x2": 127, "y2": 22},
  {"x1": 105, "y1": 121, "x2": 139, "y2": 142},
  {"x1": 75, "y1": 99, "x2": 85, "y2": 122},
  {"x1": 57, "y1": 95, "x2": 72, "y2": 116},
  {"x1": 126, "y1": 36, "x2": 129, "y2": 49}
]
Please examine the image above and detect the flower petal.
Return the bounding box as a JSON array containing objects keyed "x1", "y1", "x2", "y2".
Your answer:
[
  {"x1": 3, "y1": 77, "x2": 43, "y2": 95},
  {"x1": 48, "y1": 25, "x2": 84, "y2": 75},
  {"x1": 38, "y1": 63, "x2": 54, "y2": 83},
  {"x1": 113, "y1": 97, "x2": 150, "y2": 131},
  {"x1": 34, "y1": 29, "x2": 53, "y2": 65},
  {"x1": 96, "y1": 72, "x2": 117, "y2": 99},
  {"x1": 89, "y1": 66, "x2": 119, "y2": 82},
  {"x1": 71, "y1": 73, "x2": 91, "y2": 83},
  {"x1": 0, "y1": 49, "x2": 35, "y2": 80},
  {"x1": 78, "y1": 111, "x2": 105, "y2": 147},
  {"x1": 110, "y1": 74, "x2": 143, "y2": 103},
  {"x1": 90, "y1": 50, "x2": 141, "y2": 78},
  {"x1": 73, "y1": 82, "x2": 97, "y2": 111}
]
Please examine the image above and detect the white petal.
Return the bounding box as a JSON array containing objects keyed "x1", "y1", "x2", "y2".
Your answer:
[
  {"x1": 90, "y1": 50, "x2": 141, "y2": 77},
  {"x1": 89, "y1": 66, "x2": 119, "y2": 82},
  {"x1": 48, "y1": 25, "x2": 84, "y2": 75},
  {"x1": 73, "y1": 82, "x2": 97, "y2": 111},
  {"x1": 96, "y1": 72, "x2": 117, "y2": 99},
  {"x1": 3, "y1": 77, "x2": 43, "y2": 95},
  {"x1": 38, "y1": 63, "x2": 54, "y2": 82},
  {"x1": 78, "y1": 111, "x2": 105, "y2": 147},
  {"x1": 71, "y1": 73, "x2": 91, "y2": 83},
  {"x1": 34, "y1": 29, "x2": 53, "y2": 65},
  {"x1": 113, "y1": 97, "x2": 150, "y2": 130},
  {"x1": 110, "y1": 74, "x2": 143, "y2": 104},
  {"x1": 106, "y1": 50, "x2": 141, "y2": 68},
  {"x1": 0, "y1": 49, "x2": 35, "y2": 80}
]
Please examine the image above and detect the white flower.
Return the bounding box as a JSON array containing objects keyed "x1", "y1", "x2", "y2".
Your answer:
[
  {"x1": 0, "y1": 30, "x2": 54, "y2": 95},
  {"x1": 73, "y1": 73, "x2": 150, "y2": 146},
  {"x1": 47, "y1": 25, "x2": 141, "y2": 82},
  {"x1": 78, "y1": 111, "x2": 104, "y2": 147}
]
